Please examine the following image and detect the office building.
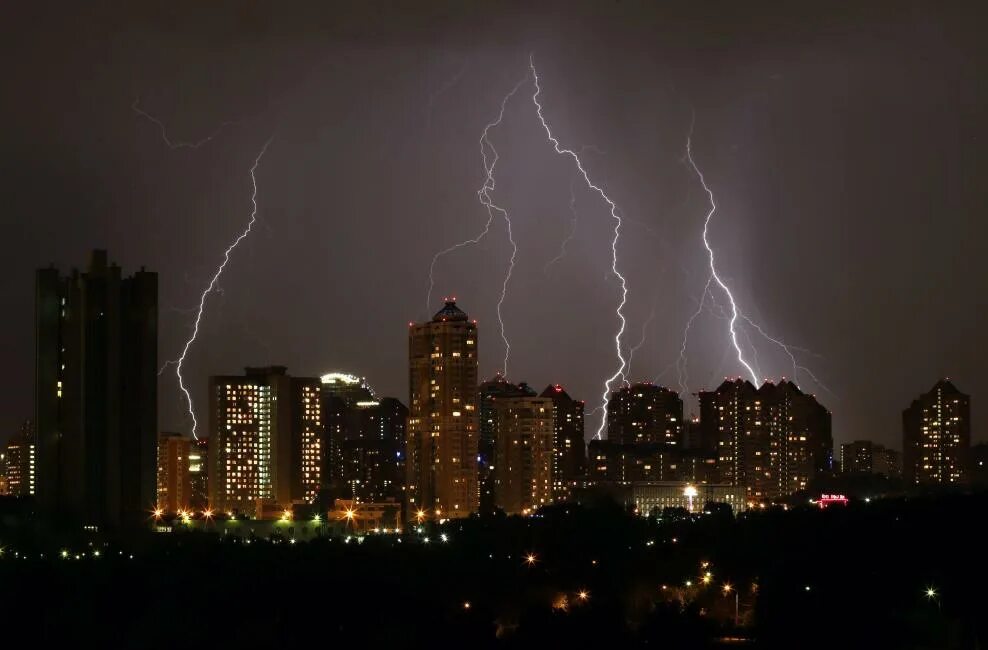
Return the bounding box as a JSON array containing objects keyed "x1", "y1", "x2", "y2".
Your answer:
[
  {"x1": 406, "y1": 299, "x2": 479, "y2": 518},
  {"x1": 208, "y1": 366, "x2": 322, "y2": 514},
  {"x1": 492, "y1": 395, "x2": 555, "y2": 514},
  {"x1": 35, "y1": 250, "x2": 157, "y2": 529},
  {"x1": 903, "y1": 379, "x2": 971, "y2": 487}
]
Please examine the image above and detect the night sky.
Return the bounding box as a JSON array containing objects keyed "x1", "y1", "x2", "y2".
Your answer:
[{"x1": 2, "y1": 1, "x2": 985, "y2": 449}]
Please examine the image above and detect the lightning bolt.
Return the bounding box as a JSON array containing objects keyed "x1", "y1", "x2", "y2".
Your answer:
[
  {"x1": 530, "y1": 56, "x2": 628, "y2": 440},
  {"x1": 544, "y1": 175, "x2": 580, "y2": 274},
  {"x1": 427, "y1": 75, "x2": 527, "y2": 376},
  {"x1": 624, "y1": 303, "x2": 656, "y2": 383},
  {"x1": 738, "y1": 314, "x2": 833, "y2": 395},
  {"x1": 684, "y1": 134, "x2": 759, "y2": 388},
  {"x1": 677, "y1": 276, "x2": 713, "y2": 397},
  {"x1": 132, "y1": 99, "x2": 235, "y2": 149},
  {"x1": 171, "y1": 137, "x2": 273, "y2": 439},
  {"x1": 682, "y1": 123, "x2": 830, "y2": 399}
]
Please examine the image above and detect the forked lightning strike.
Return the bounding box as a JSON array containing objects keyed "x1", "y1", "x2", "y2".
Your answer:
[
  {"x1": 681, "y1": 125, "x2": 828, "y2": 398},
  {"x1": 171, "y1": 138, "x2": 273, "y2": 439},
  {"x1": 132, "y1": 99, "x2": 235, "y2": 149},
  {"x1": 625, "y1": 304, "x2": 656, "y2": 383},
  {"x1": 427, "y1": 76, "x2": 527, "y2": 376},
  {"x1": 544, "y1": 176, "x2": 580, "y2": 274},
  {"x1": 531, "y1": 56, "x2": 628, "y2": 439}
]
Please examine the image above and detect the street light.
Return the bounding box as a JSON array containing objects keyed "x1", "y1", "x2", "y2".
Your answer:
[
  {"x1": 525, "y1": 553, "x2": 538, "y2": 566},
  {"x1": 723, "y1": 583, "x2": 739, "y2": 626}
]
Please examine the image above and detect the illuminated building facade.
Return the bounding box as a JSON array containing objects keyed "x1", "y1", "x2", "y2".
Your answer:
[
  {"x1": 540, "y1": 384, "x2": 585, "y2": 501},
  {"x1": 699, "y1": 379, "x2": 831, "y2": 500},
  {"x1": 588, "y1": 441, "x2": 716, "y2": 485},
  {"x1": 493, "y1": 395, "x2": 555, "y2": 514},
  {"x1": 406, "y1": 299, "x2": 479, "y2": 518},
  {"x1": 320, "y1": 373, "x2": 406, "y2": 503},
  {"x1": 156, "y1": 432, "x2": 191, "y2": 512},
  {"x1": 607, "y1": 383, "x2": 683, "y2": 447},
  {"x1": 208, "y1": 367, "x2": 323, "y2": 514},
  {"x1": 840, "y1": 440, "x2": 902, "y2": 477},
  {"x1": 35, "y1": 250, "x2": 157, "y2": 529},
  {"x1": 4, "y1": 421, "x2": 36, "y2": 497},
  {"x1": 320, "y1": 371, "x2": 376, "y2": 495},
  {"x1": 189, "y1": 437, "x2": 208, "y2": 510},
  {"x1": 903, "y1": 379, "x2": 970, "y2": 487},
  {"x1": 631, "y1": 482, "x2": 747, "y2": 515},
  {"x1": 479, "y1": 375, "x2": 535, "y2": 512}
]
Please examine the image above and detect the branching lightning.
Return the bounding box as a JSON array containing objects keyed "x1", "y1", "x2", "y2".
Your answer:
[
  {"x1": 426, "y1": 76, "x2": 527, "y2": 376},
  {"x1": 684, "y1": 135, "x2": 759, "y2": 387},
  {"x1": 530, "y1": 56, "x2": 628, "y2": 440},
  {"x1": 544, "y1": 175, "x2": 580, "y2": 274},
  {"x1": 171, "y1": 137, "x2": 273, "y2": 439},
  {"x1": 681, "y1": 123, "x2": 829, "y2": 399},
  {"x1": 132, "y1": 99, "x2": 236, "y2": 150},
  {"x1": 625, "y1": 304, "x2": 656, "y2": 383}
]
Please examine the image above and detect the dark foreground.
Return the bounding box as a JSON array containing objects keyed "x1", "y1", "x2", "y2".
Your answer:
[{"x1": 1, "y1": 495, "x2": 985, "y2": 648}]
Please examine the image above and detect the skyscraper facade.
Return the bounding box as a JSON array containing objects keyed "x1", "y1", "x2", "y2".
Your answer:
[
  {"x1": 35, "y1": 250, "x2": 157, "y2": 529},
  {"x1": 840, "y1": 440, "x2": 902, "y2": 477},
  {"x1": 406, "y1": 299, "x2": 479, "y2": 518},
  {"x1": 157, "y1": 432, "x2": 191, "y2": 512},
  {"x1": 606, "y1": 383, "x2": 683, "y2": 447},
  {"x1": 208, "y1": 367, "x2": 322, "y2": 514},
  {"x1": 189, "y1": 437, "x2": 209, "y2": 510},
  {"x1": 493, "y1": 395, "x2": 555, "y2": 514},
  {"x1": 903, "y1": 379, "x2": 971, "y2": 487},
  {"x1": 700, "y1": 378, "x2": 831, "y2": 501},
  {"x1": 4, "y1": 421, "x2": 36, "y2": 497},
  {"x1": 539, "y1": 384, "x2": 585, "y2": 500},
  {"x1": 478, "y1": 375, "x2": 535, "y2": 512},
  {"x1": 320, "y1": 372, "x2": 406, "y2": 503}
]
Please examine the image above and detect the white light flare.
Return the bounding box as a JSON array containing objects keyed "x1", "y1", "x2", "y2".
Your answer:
[
  {"x1": 426, "y1": 76, "x2": 527, "y2": 376},
  {"x1": 173, "y1": 137, "x2": 273, "y2": 439},
  {"x1": 530, "y1": 56, "x2": 628, "y2": 439}
]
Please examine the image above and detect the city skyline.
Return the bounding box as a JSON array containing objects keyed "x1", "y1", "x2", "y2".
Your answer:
[{"x1": 2, "y1": 2, "x2": 987, "y2": 455}]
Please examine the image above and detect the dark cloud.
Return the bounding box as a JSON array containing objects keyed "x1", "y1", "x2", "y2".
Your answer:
[{"x1": 2, "y1": 1, "x2": 985, "y2": 447}]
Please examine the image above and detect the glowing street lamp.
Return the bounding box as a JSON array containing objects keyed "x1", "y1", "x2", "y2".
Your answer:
[
  {"x1": 723, "y1": 583, "x2": 739, "y2": 625},
  {"x1": 524, "y1": 553, "x2": 538, "y2": 566},
  {"x1": 577, "y1": 590, "x2": 590, "y2": 602}
]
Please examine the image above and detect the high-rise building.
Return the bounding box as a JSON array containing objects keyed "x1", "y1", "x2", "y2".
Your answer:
[
  {"x1": 406, "y1": 299, "x2": 479, "y2": 518},
  {"x1": 35, "y1": 250, "x2": 157, "y2": 529},
  {"x1": 208, "y1": 367, "x2": 322, "y2": 514},
  {"x1": 319, "y1": 372, "x2": 406, "y2": 503},
  {"x1": 189, "y1": 437, "x2": 209, "y2": 510},
  {"x1": 4, "y1": 420, "x2": 36, "y2": 497},
  {"x1": 157, "y1": 432, "x2": 191, "y2": 512},
  {"x1": 478, "y1": 375, "x2": 535, "y2": 512},
  {"x1": 840, "y1": 440, "x2": 902, "y2": 477},
  {"x1": 606, "y1": 383, "x2": 683, "y2": 447},
  {"x1": 903, "y1": 379, "x2": 971, "y2": 487},
  {"x1": 587, "y1": 441, "x2": 716, "y2": 485},
  {"x1": 699, "y1": 378, "x2": 831, "y2": 501},
  {"x1": 493, "y1": 395, "x2": 555, "y2": 514},
  {"x1": 540, "y1": 384, "x2": 585, "y2": 500}
]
